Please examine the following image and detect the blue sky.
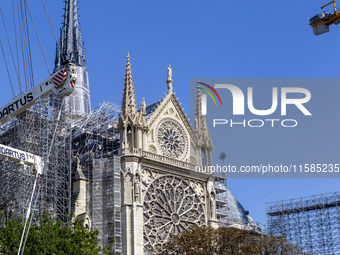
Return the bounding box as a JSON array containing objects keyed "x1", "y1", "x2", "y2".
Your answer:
[{"x1": 0, "y1": 0, "x2": 339, "y2": 225}]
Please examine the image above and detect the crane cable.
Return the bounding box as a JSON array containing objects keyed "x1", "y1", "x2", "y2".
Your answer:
[
  {"x1": 41, "y1": 0, "x2": 65, "y2": 64},
  {"x1": 1, "y1": 0, "x2": 63, "y2": 94},
  {"x1": 24, "y1": 0, "x2": 51, "y2": 75},
  {"x1": 0, "y1": 3, "x2": 22, "y2": 94},
  {"x1": 16, "y1": 0, "x2": 28, "y2": 91},
  {"x1": 23, "y1": 0, "x2": 34, "y2": 89},
  {"x1": 12, "y1": 0, "x2": 22, "y2": 94},
  {"x1": 0, "y1": 0, "x2": 57, "y2": 95},
  {"x1": 18, "y1": 97, "x2": 65, "y2": 255},
  {"x1": 0, "y1": 35, "x2": 15, "y2": 97}
]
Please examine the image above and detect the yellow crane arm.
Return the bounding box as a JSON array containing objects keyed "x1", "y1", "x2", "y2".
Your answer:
[
  {"x1": 309, "y1": 0, "x2": 340, "y2": 35},
  {"x1": 321, "y1": 1, "x2": 337, "y2": 13}
]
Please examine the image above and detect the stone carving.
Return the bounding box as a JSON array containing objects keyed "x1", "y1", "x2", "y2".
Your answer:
[
  {"x1": 141, "y1": 168, "x2": 158, "y2": 192},
  {"x1": 190, "y1": 156, "x2": 197, "y2": 165},
  {"x1": 134, "y1": 173, "x2": 141, "y2": 203},
  {"x1": 84, "y1": 216, "x2": 91, "y2": 230},
  {"x1": 143, "y1": 176, "x2": 205, "y2": 253},
  {"x1": 148, "y1": 145, "x2": 157, "y2": 154},
  {"x1": 148, "y1": 129, "x2": 154, "y2": 142},
  {"x1": 167, "y1": 64, "x2": 172, "y2": 81},
  {"x1": 141, "y1": 97, "x2": 146, "y2": 116},
  {"x1": 210, "y1": 186, "x2": 216, "y2": 219}
]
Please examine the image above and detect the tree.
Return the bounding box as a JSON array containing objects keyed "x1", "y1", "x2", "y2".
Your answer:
[
  {"x1": 0, "y1": 212, "x2": 112, "y2": 255},
  {"x1": 157, "y1": 225, "x2": 302, "y2": 255},
  {"x1": 259, "y1": 235, "x2": 304, "y2": 255}
]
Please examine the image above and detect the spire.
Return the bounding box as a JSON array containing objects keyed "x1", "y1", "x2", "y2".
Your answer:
[
  {"x1": 195, "y1": 82, "x2": 213, "y2": 150},
  {"x1": 121, "y1": 53, "x2": 137, "y2": 118},
  {"x1": 196, "y1": 84, "x2": 202, "y2": 119},
  {"x1": 54, "y1": 0, "x2": 84, "y2": 71}
]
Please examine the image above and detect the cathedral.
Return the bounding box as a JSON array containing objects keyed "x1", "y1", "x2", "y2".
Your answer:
[
  {"x1": 117, "y1": 53, "x2": 217, "y2": 254},
  {"x1": 54, "y1": 2, "x2": 219, "y2": 254},
  {"x1": 0, "y1": 1, "x2": 259, "y2": 255}
]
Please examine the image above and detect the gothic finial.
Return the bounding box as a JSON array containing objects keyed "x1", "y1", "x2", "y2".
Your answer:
[
  {"x1": 219, "y1": 151, "x2": 227, "y2": 162},
  {"x1": 121, "y1": 53, "x2": 137, "y2": 118},
  {"x1": 219, "y1": 151, "x2": 227, "y2": 180},
  {"x1": 141, "y1": 97, "x2": 146, "y2": 116},
  {"x1": 126, "y1": 52, "x2": 131, "y2": 69}
]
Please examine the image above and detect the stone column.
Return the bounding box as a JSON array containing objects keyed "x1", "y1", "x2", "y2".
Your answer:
[
  {"x1": 142, "y1": 130, "x2": 147, "y2": 152},
  {"x1": 136, "y1": 129, "x2": 143, "y2": 152},
  {"x1": 131, "y1": 127, "x2": 135, "y2": 151},
  {"x1": 121, "y1": 161, "x2": 144, "y2": 255},
  {"x1": 208, "y1": 150, "x2": 212, "y2": 166},
  {"x1": 203, "y1": 149, "x2": 207, "y2": 167}
]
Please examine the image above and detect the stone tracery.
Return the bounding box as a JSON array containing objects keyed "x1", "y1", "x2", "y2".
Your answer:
[
  {"x1": 143, "y1": 176, "x2": 205, "y2": 253},
  {"x1": 156, "y1": 118, "x2": 188, "y2": 160}
]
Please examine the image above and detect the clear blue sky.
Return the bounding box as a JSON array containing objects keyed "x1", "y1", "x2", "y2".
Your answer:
[{"x1": 0, "y1": 0, "x2": 339, "y2": 225}]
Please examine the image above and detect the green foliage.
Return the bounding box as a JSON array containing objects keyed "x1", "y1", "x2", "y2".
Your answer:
[
  {"x1": 157, "y1": 225, "x2": 302, "y2": 255},
  {"x1": 0, "y1": 212, "x2": 112, "y2": 255}
]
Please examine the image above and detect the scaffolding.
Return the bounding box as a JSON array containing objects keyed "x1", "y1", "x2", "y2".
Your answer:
[
  {"x1": 266, "y1": 191, "x2": 340, "y2": 255},
  {"x1": 92, "y1": 157, "x2": 121, "y2": 254},
  {"x1": 215, "y1": 175, "x2": 264, "y2": 233},
  {"x1": 71, "y1": 101, "x2": 121, "y2": 253},
  {"x1": 0, "y1": 96, "x2": 72, "y2": 222},
  {"x1": 0, "y1": 98, "x2": 122, "y2": 252},
  {"x1": 0, "y1": 1, "x2": 122, "y2": 253}
]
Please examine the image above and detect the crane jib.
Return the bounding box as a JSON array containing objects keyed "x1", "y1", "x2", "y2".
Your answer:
[
  {"x1": 0, "y1": 92, "x2": 34, "y2": 120},
  {"x1": 0, "y1": 63, "x2": 77, "y2": 125}
]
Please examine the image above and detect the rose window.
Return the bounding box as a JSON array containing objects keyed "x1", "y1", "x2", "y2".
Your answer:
[
  {"x1": 156, "y1": 119, "x2": 187, "y2": 159},
  {"x1": 143, "y1": 176, "x2": 205, "y2": 253}
]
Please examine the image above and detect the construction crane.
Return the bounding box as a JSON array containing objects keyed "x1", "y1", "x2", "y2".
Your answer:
[
  {"x1": 0, "y1": 63, "x2": 76, "y2": 125},
  {"x1": 0, "y1": 63, "x2": 76, "y2": 175},
  {"x1": 0, "y1": 63, "x2": 76, "y2": 173},
  {"x1": 0, "y1": 63, "x2": 77, "y2": 255},
  {"x1": 309, "y1": 1, "x2": 340, "y2": 35}
]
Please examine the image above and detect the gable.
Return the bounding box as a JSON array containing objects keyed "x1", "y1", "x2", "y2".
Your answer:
[{"x1": 145, "y1": 93, "x2": 199, "y2": 163}]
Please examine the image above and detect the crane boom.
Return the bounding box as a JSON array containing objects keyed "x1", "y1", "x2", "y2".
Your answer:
[{"x1": 0, "y1": 63, "x2": 77, "y2": 125}]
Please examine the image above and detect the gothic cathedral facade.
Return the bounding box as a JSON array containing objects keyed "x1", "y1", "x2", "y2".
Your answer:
[{"x1": 118, "y1": 54, "x2": 217, "y2": 254}]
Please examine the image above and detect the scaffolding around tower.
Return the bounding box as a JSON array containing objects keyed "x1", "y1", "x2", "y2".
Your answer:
[
  {"x1": 70, "y1": 101, "x2": 121, "y2": 254},
  {"x1": 266, "y1": 191, "x2": 340, "y2": 254}
]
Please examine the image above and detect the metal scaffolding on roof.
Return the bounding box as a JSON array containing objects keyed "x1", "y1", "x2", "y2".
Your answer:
[{"x1": 266, "y1": 191, "x2": 340, "y2": 255}]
